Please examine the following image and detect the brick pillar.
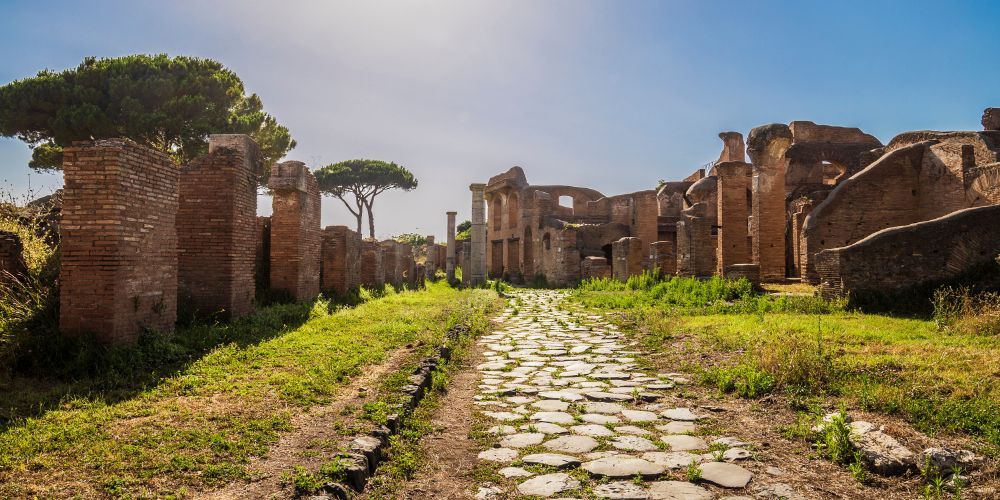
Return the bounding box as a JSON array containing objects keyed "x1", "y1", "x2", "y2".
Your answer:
[
  {"x1": 716, "y1": 161, "x2": 751, "y2": 274},
  {"x1": 469, "y1": 184, "x2": 487, "y2": 285},
  {"x1": 321, "y1": 226, "x2": 362, "y2": 295},
  {"x1": 631, "y1": 191, "x2": 659, "y2": 258},
  {"x1": 255, "y1": 216, "x2": 271, "y2": 289},
  {"x1": 446, "y1": 211, "x2": 457, "y2": 283},
  {"x1": 650, "y1": 241, "x2": 676, "y2": 275},
  {"x1": 360, "y1": 239, "x2": 385, "y2": 288},
  {"x1": 748, "y1": 124, "x2": 792, "y2": 281},
  {"x1": 612, "y1": 237, "x2": 646, "y2": 281},
  {"x1": 0, "y1": 231, "x2": 27, "y2": 283},
  {"x1": 676, "y1": 203, "x2": 714, "y2": 277},
  {"x1": 60, "y1": 139, "x2": 178, "y2": 342},
  {"x1": 178, "y1": 134, "x2": 259, "y2": 320},
  {"x1": 268, "y1": 161, "x2": 321, "y2": 301},
  {"x1": 424, "y1": 235, "x2": 437, "y2": 278},
  {"x1": 381, "y1": 240, "x2": 398, "y2": 285},
  {"x1": 790, "y1": 198, "x2": 815, "y2": 278}
]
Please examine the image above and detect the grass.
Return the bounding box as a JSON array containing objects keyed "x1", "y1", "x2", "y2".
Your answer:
[
  {"x1": 0, "y1": 281, "x2": 497, "y2": 498},
  {"x1": 571, "y1": 277, "x2": 1000, "y2": 457}
]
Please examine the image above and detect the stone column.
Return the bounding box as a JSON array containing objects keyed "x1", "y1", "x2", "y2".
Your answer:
[
  {"x1": 60, "y1": 139, "x2": 178, "y2": 342},
  {"x1": 748, "y1": 124, "x2": 792, "y2": 281},
  {"x1": 446, "y1": 211, "x2": 457, "y2": 283},
  {"x1": 469, "y1": 184, "x2": 487, "y2": 286},
  {"x1": 715, "y1": 161, "x2": 752, "y2": 274},
  {"x1": 268, "y1": 161, "x2": 321, "y2": 301}
]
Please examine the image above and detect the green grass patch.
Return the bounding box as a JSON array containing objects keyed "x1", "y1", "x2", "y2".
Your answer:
[{"x1": 0, "y1": 282, "x2": 497, "y2": 498}]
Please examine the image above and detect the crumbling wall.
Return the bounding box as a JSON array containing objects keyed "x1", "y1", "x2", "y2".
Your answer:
[
  {"x1": 676, "y1": 203, "x2": 714, "y2": 277},
  {"x1": 581, "y1": 256, "x2": 611, "y2": 280},
  {"x1": 381, "y1": 240, "x2": 398, "y2": 285},
  {"x1": 536, "y1": 225, "x2": 580, "y2": 286},
  {"x1": 650, "y1": 241, "x2": 676, "y2": 275},
  {"x1": 360, "y1": 240, "x2": 385, "y2": 288},
  {"x1": 177, "y1": 135, "x2": 259, "y2": 319},
  {"x1": 748, "y1": 123, "x2": 793, "y2": 281},
  {"x1": 612, "y1": 237, "x2": 645, "y2": 281},
  {"x1": 268, "y1": 161, "x2": 321, "y2": 301},
  {"x1": 321, "y1": 226, "x2": 362, "y2": 295},
  {"x1": 817, "y1": 205, "x2": 1000, "y2": 298},
  {"x1": 715, "y1": 161, "x2": 751, "y2": 273},
  {"x1": 0, "y1": 231, "x2": 27, "y2": 282},
  {"x1": 60, "y1": 139, "x2": 178, "y2": 342}
]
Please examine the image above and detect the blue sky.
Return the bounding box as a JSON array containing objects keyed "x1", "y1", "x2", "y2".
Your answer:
[{"x1": 1, "y1": 0, "x2": 998, "y2": 238}]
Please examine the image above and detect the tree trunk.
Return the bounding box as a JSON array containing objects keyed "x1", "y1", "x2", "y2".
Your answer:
[{"x1": 364, "y1": 198, "x2": 376, "y2": 239}]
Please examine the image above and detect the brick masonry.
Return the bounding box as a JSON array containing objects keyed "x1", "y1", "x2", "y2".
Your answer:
[
  {"x1": 0, "y1": 231, "x2": 27, "y2": 282},
  {"x1": 581, "y1": 256, "x2": 611, "y2": 280},
  {"x1": 321, "y1": 226, "x2": 362, "y2": 295},
  {"x1": 676, "y1": 203, "x2": 715, "y2": 277},
  {"x1": 716, "y1": 161, "x2": 752, "y2": 274},
  {"x1": 268, "y1": 161, "x2": 321, "y2": 301},
  {"x1": 360, "y1": 239, "x2": 385, "y2": 288},
  {"x1": 177, "y1": 134, "x2": 259, "y2": 319},
  {"x1": 255, "y1": 216, "x2": 271, "y2": 289},
  {"x1": 612, "y1": 236, "x2": 645, "y2": 281},
  {"x1": 59, "y1": 139, "x2": 178, "y2": 342},
  {"x1": 381, "y1": 240, "x2": 398, "y2": 286},
  {"x1": 817, "y1": 205, "x2": 1000, "y2": 298},
  {"x1": 650, "y1": 241, "x2": 676, "y2": 275}
]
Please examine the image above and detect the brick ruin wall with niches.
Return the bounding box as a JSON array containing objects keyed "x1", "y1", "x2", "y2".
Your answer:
[
  {"x1": 59, "y1": 140, "x2": 178, "y2": 342},
  {"x1": 321, "y1": 226, "x2": 362, "y2": 295},
  {"x1": 177, "y1": 135, "x2": 259, "y2": 319},
  {"x1": 816, "y1": 205, "x2": 1000, "y2": 298}
]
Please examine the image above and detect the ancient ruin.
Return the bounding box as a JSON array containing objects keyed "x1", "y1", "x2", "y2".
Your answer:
[
  {"x1": 268, "y1": 161, "x2": 322, "y2": 301},
  {"x1": 321, "y1": 225, "x2": 362, "y2": 295},
  {"x1": 473, "y1": 109, "x2": 1000, "y2": 295},
  {"x1": 178, "y1": 134, "x2": 260, "y2": 320},
  {"x1": 59, "y1": 139, "x2": 179, "y2": 342},
  {"x1": 0, "y1": 231, "x2": 27, "y2": 283}
]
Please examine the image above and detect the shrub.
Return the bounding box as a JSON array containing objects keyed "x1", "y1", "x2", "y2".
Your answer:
[
  {"x1": 702, "y1": 363, "x2": 775, "y2": 398},
  {"x1": 755, "y1": 332, "x2": 837, "y2": 393}
]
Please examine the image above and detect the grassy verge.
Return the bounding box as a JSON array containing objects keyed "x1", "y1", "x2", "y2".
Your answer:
[
  {"x1": 0, "y1": 281, "x2": 495, "y2": 498},
  {"x1": 570, "y1": 275, "x2": 1000, "y2": 457}
]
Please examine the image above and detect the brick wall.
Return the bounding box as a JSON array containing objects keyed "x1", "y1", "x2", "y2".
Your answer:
[
  {"x1": 321, "y1": 226, "x2": 362, "y2": 295},
  {"x1": 612, "y1": 237, "x2": 645, "y2": 281},
  {"x1": 381, "y1": 240, "x2": 398, "y2": 285},
  {"x1": 255, "y1": 216, "x2": 271, "y2": 289},
  {"x1": 60, "y1": 139, "x2": 178, "y2": 342},
  {"x1": 676, "y1": 203, "x2": 715, "y2": 277},
  {"x1": 0, "y1": 231, "x2": 27, "y2": 282},
  {"x1": 816, "y1": 205, "x2": 1000, "y2": 298},
  {"x1": 360, "y1": 240, "x2": 385, "y2": 288},
  {"x1": 268, "y1": 161, "x2": 321, "y2": 301},
  {"x1": 581, "y1": 256, "x2": 611, "y2": 280},
  {"x1": 748, "y1": 124, "x2": 793, "y2": 281},
  {"x1": 723, "y1": 264, "x2": 761, "y2": 287},
  {"x1": 650, "y1": 241, "x2": 676, "y2": 275},
  {"x1": 177, "y1": 135, "x2": 259, "y2": 319},
  {"x1": 716, "y1": 161, "x2": 751, "y2": 273},
  {"x1": 803, "y1": 144, "x2": 926, "y2": 282}
]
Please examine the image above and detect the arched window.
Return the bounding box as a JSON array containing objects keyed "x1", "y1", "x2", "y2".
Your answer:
[
  {"x1": 491, "y1": 197, "x2": 503, "y2": 230},
  {"x1": 507, "y1": 193, "x2": 519, "y2": 229}
]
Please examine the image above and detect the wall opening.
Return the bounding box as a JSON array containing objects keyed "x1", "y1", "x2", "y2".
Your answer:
[{"x1": 558, "y1": 195, "x2": 574, "y2": 210}]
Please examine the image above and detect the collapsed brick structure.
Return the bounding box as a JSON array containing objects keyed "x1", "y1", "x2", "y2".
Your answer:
[
  {"x1": 321, "y1": 225, "x2": 362, "y2": 295},
  {"x1": 177, "y1": 135, "x2": 260, "y2": 319},
  {"x1": 611, "y1": 237, "x2": 645, "y2": 281},
  {"x1": 59, "y1": 139, "x2": 179, "y2": 342},
  {"x1": 268, "y1": 161, "x2": 322, "y2": 301},
  {"x1": 0, "y1": 231, "x2": 27, "y2": 282},
  {"x1": 360, "y1": 239, "x2": 385, "y2": 288},
  {"x1": 477, "y1": 109, "x2": 1000, "y2": 291}
]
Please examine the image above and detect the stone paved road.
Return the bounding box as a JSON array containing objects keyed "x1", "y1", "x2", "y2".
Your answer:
[{"x1": 472, "y1": 290, "x2": 759, "y2": 499}]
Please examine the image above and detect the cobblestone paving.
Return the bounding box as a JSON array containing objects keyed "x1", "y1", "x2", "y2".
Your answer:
[{"x1": 473, "y1": 290, "x2": 757, "y2": 499}]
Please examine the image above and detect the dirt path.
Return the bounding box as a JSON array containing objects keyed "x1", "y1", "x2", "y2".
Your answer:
[
  {"x1": 197, "y1": 348, "x2": 416, "y2": 500},
  {"x1": 388, "y1": 342, "x2": 486, "y2": 499}
]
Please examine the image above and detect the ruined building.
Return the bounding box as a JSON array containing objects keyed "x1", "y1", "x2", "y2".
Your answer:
[{"x1": 471, "y1": 108, "x2": 1000, "y2": 296}]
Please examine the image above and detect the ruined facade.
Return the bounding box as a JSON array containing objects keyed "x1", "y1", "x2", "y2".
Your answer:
[{"x1": 476, "y1": 109, "x2": 1000, "y2": 292}]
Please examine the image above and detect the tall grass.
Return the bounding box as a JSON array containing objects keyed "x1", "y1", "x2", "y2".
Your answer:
[
  {"x1": 932, "y1": 286, "x2": 1000, "y2": 335},
  {"x1": 576, "y1": 271, "x2": 843, "y2": 315}
]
